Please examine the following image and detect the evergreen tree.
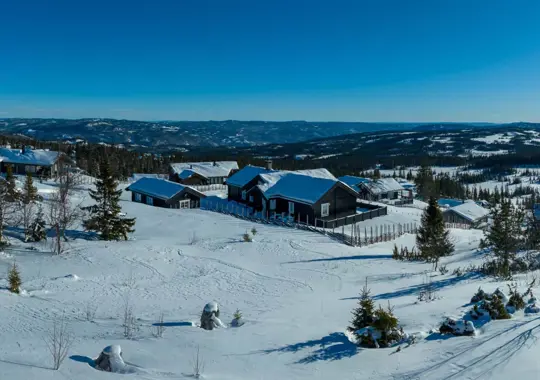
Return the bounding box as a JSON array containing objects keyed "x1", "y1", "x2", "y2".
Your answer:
[
  {"x1": 416, "y1": 196, "x2": 454, "y2": 269},
  {"x1": 5, "y1": 166, "x2": 19, "y2": 201},
  {"x1": 484, "y1": 199, "x2": 524, "y2": 278},
  {"x1": 373, "y1": 168, "x2": 381, "y2": 179},
  {"x1": 349, "y1": 279, "x2": 375, "y2": 336},
  {"x1": 415, "y1": 165, "x2": 434, "y2": 200},
  {"x1": 21, "y1": 173, "x2": 38, "y2": 204},
  {"x1": 29, "y1": 205, "x2": 47, "y2": 242},
  {"x1": 83, "y1": 160, "x2": 136, "y2": 240},
  {"x1": 8, "y1": 262, "x2": 21, "y2": 294}
]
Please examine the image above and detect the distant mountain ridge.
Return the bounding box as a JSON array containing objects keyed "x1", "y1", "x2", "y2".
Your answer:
[{"x1": 0, "y1": 118, "x2": 520, "y2": 152}]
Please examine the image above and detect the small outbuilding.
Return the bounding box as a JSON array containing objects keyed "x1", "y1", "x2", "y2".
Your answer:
[
  {"x1": 126, "y1": 177, "x2": 206, "y2": 209},
  {"x1": 443, "y1": 200, "x2": 489, "y2": 228},
  {"x1": 169, "y1": 161, "x2": 239, "y2": 185},
  {"x1": 358, "y1": 178, "x2": 406, "y2": 201}
]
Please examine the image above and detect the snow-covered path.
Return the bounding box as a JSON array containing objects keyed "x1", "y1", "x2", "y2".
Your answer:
[{"x1": 0, "y1": 182, "x2": 538, "y2": 379}]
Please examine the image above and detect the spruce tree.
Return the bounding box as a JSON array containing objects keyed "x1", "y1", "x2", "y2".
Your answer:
[
  {"x1": 484, "y1": 199, "x2": 524, "y2": 278},
  {"x1": 415, "y1": 165, "x2": 434, "y2": 200},
  {"x1": 5, "y1": 166, "x2": 19, "y2": 201},
  {"x1": 349, "y1": 279, "x2": 375, "y2": 336},
  {"x1": 22, "y1": 173, "x2": 38, "y2": 204},
  {"x1": 8, "y1": 262, "x2": 21, "y2": 294},
  {"x1": 416, "y1": 196, "x2": 454, "y2": 270},
  {"x1": 29, "y1": 205, "x2": 47, "y2": 242},
  {"x1": 83, "y1": 160, "x2": 136, "y2": 240}
]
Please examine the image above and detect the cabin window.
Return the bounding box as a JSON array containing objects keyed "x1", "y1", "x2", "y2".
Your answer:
[
  {"x1": 25, "y1": 165, "x2": 36, "y2": 173},
  {"x1": 179, "y1": 199, "x2": 190, "y2": 209},
  {"x1": 146, "y1": 196, "x2": 154, "y2": 206},
  {"x1": 242, "y1": 190, "x2": 247, "y2": 200},
  {"x1": 249, "y1": 195, "x2": 254, "y2": 203},
  {"x1": 288, "y1": 201, "x2": 295, "y2": 214},
  {"x1": 270, "y1": 199, "x2": 276, "y2": 210},
  {"x1": 134, "y1": 193, "x2": 142, "y2": 202},
  {"x1": 321, "y1": 203, "x2": 330, "y2": 217}
]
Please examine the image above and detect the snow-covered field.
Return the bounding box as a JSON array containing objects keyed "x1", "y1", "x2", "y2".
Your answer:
[{"x1": 2, "y1": 179, "x2": 540, "y2": 379}]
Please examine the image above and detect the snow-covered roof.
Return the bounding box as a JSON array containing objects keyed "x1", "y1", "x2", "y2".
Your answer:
[
  {"x1": 295, "y1": 168, "x2": 336, "y2": 180},
  {"x1": 226, "y1": 165, "x2": 271, "y2": 187},
  {"x1": 131, "y1": 173, "x2": 164, "y2": 181},
  {"x1": 338, "y1": 175, "x2": 371, "y2": 192},
  {"x1": 126, "y1": 177, "x2": 203, "y2": 200},
  {"x1": 445, "y1": 200, "x2": 490, "y2": 222},
  {"x1": 257, "y1": 171, "x2": 290, "y2": 193},
  {"x1": 264, "y1": 173, "x2": 338, "y2": 205},
  {"x1": 360, "y1": 178, "x2": 404, "y2": 195},
  {"x1": 0, "y1": 148, "x2": 60, "y2": 166},
  {"x1": 170, "y1": 161, "x2": 238, "y2": 180}
]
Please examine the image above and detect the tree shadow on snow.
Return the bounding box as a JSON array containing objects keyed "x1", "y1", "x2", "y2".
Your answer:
[
  {"x1": 69, "y1": 355, "x2": 95, "y2": 368},
  {"x1": 152, "y1": 321, "x2": 193, "y2": 327},
  {"x1": 259, "y1": 332, "x2": 359, "y2": 364},
  {"x1": 341, "y1": 272, "x2": 482, "y2": 301},
  {"x1": 0, "y1": 358, "x2": 51, "y2": 370},
  {"x1": 284, "y1": 254, "x2": 393, "y2": 264}
]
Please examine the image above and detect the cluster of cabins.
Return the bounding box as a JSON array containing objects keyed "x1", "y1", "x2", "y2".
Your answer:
[{"x1": 127, "y1": 160, "x2": 415, "y2": 226}]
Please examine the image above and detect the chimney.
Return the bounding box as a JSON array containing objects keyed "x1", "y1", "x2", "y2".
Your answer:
[
  {"x1": 265, "y1": 159, "x2": 273, "y2": 170},
  {"x1": 190, "y1": 164, "x2": 193, "y2": 169},
  {"x1": 213, "y1": 161, "x2": 217, "y2": 166}
]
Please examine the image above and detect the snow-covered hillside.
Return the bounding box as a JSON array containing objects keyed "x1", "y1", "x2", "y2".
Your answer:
[{"x1": 1, "y1": 179, "x2": 540, "y2": 379}]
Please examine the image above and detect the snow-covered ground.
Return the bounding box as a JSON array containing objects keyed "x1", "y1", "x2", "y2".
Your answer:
[{"x1": 2, "y1": 178, "x2": 540, "y2": 379}]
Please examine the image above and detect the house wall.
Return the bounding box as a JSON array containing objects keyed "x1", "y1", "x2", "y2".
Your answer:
[
  {"x1": 131, "y1": 191, "x2": 169, "y2": 208},
  {"x1": 315, "y1": 184, "x2": 358, "y2": 221},
  {"x1": 1, "y1": 163, "x2": 52, "y2": 176},
  {"x1": 442, "y1": 210, "x2": 485, "y2": 225},
  {"x1": 178, "y1": 175, "x2": 208, "y2": 186},
  {"x1": 227, "y1": 176, "x2": 261, "y2": 203}
]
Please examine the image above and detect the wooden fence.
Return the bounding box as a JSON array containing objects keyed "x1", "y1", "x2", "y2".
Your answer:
[
  {"x1": 200, "y1": 198, "x2": 416, "y2": 247},
  {"x1": 445, "y1": 222, "x2": 471, "y2": 230},
  {"x1": 190, "y1": 184, "x2": 227, "y2": 192}
]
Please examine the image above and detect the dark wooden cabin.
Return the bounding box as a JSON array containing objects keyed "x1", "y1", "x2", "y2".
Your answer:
[{"x1": 126, "y1": 177, "x2": 206, "y2": 209}]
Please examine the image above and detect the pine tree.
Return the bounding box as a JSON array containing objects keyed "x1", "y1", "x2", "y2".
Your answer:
[
  {"x1": 83, "y1": 160, "x2": 136, "y2": 240},
  {"x1": 484, "y1": 199, "x2": 524, "y2": 278},
  {"x1": 21, "y1": 173, "x2": 38, "y2": 204},
  {"x1": 349, "y1": 279, "x2": 375, "y2": 336},
  {"x1": 5, "y1": 166, "x2": 19, "y2": 201},
  {"x1": 392, "y1": 244, "x2": 400, "y2": 260},
  {"x1": 416, "y1": 196, "x2": 454, "y2": 270},
  {"x1": 373, "y1": 169, "x2": 381, "y2": 179},
  {"x1": 8, "y1": 262, "x2": 21, "y2": 294}
]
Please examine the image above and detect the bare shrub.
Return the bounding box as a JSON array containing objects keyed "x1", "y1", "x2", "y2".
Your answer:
[
  {"x1": 122, "y1": 293, "x2": 138, "y2": 339},
  {"x1": 152, "y1": 311, "x2": 165, "y2": 338},
  {"x1": 251, "y1": 227, "x2": 257, "y2": 236},
  {"x1": 84, "y1": 299, "x2": 98, "y2": 322},
  {"x1": 243, "y1": 232, "x2": 252, "y2": 242},
  {"x1": 189, "y1": 231, "x2": 199, "y2": 245},
  {"x1": 44, "y1": 313, "x2": 73, "y2": 370},
  {"x1": 439, "y1": 264, "x2": 449, "y2": 275},
  {"x1": 192, "y1": 346, "x2": 205, "y2": 379},
  {"x1": 418, "y1": 275, "x2": 437, "y2": 302}
]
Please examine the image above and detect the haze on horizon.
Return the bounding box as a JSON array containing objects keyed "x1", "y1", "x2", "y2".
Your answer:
[{"x1": 1, "y1": 0, "x2": 540, "y2": 123}]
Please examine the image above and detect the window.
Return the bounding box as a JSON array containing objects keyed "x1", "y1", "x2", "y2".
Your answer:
[
  {"x1": 249, "y1": 195, "x2": 254, "y2": 203},
  {"x1": 321, "y1": 203, "x2": 330, "y2": 217},
  {"x1": 179, "y1": 199, "x2": 190, "y2": 209},
  {"x1": 288, "y1": 201, "x2": 295, "y2": 214},
  {"x1": 242, "y1": 190, "x2": 247, "y2": 200},
  {"x1": 146, "y1": 196, "x2": 154, "y2": 206},
  {"x1": 25, "y1": 165, "x2": 36, "y2": 173},
  {"x1": 134, "y1": 193, "x2": 142, "y2": 202},
  {"x1": 270, "y1": 199, "x2": 276, "y2": 210}
]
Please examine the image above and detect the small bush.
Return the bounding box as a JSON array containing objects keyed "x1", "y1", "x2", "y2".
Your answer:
[
  {"x1": 152, "y1": 311, "x2": 165, "y2": 338},
  {"x1": 483, "y1": 295, "x2": 511, "y2": 320},
  {"x1": 233, "y1": 309, "x2": 242, "y2": 320},
  {"x1": 439, "y1": 265, "x2": 448, "y2": 275},
  {"x1": 251, "y1": 227, "x2": 257, "y2": 236},
  {"x1": 507, "y1": 284, "x2": 526, "y2": 311},
  {"x1": 471, "y1": 287, "x2": 488, "y2": 303},
  {"x1": 8, "y1": 262, "x2": 22, "y2": 294},
  {"x1": 453, "y1": 267, "x2": 463, "y2": 277},
  {"x1": 243, "y1": 232, "x2": 253, "y2": 242}
]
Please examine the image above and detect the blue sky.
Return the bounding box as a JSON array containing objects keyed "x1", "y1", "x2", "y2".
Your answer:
[{"x1": 1, "y1": 0, "x2": 540, "y2": 121}]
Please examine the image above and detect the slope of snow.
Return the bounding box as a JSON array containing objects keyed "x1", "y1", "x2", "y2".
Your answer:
[{"x1": 1, "y1": 178, "x2": 540, "y2": 380}]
